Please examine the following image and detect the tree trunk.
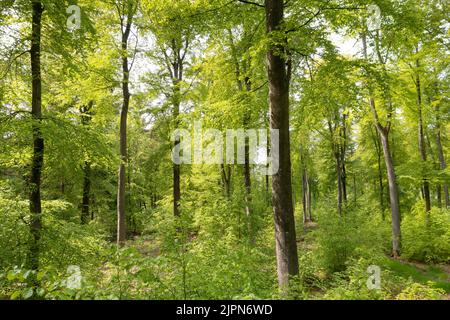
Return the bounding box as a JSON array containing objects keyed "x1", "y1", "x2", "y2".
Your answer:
[
  {"x1": 28, "y1": 0, "x2": 44, "y2": 271},
  {"x1": 302, "y1": 167, "x2": 307, "y2": 224},
  {"x1": 265, "y1": 0, "x2": 299, "y2": 292},
  {"x1": 81, "y1": 161, "x2": 91, "y2": 224},
  {"x1": 336, "y1": 153, "x2": 343, "y2": 215},
  {"x1": 220, "y1": 164, "x2": 231, "y2": 198},
  {"x1": 415, "y1": 58, "x2": 431, "y2": 212},
  {"x1": 171, "y1": 41, "x2": 182, "y2": 218},
  {"x1": 243, "y1": 77, "x2": 254, "y2": 244},
  {"x1": 307, "y1": 173, "x2": 312, "y2": 221},
  {"x1": 228, "y1": 30, "x2": 254, "y2": 241},
  {"x1": 117, "y1": 10, "x2": 133, "y2": 246},
  {"x1": 81, "y1": 103, "x2": 93, "y2": 224},
  {"x1": 340, "y1": 114, "x2": 347, "y2": 202},
  {"x1": 371, "y1": 125, "x2": 385, "y2": 215}
]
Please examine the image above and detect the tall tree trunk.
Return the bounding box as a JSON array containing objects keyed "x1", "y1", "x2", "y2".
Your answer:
[
  {"x1": 335, "y1": 153, "x2": 343, "y2": 215},
  {"x1": 265, "y1": 0, "x2": 299, "y2": 292},
  {"x1": 243, "y1": 77, "x2": 254, "y2": 244},
  {"x1": 302, "y1": 167, "x2": 307, "y2": 224},
  {"x1": 81, "y1": 103, "x2": 93, "y2": 224},
  {"x1": 328, "y1": 120, "x2": 343, "y2": 215},
  {"x1": 340, "y1": 114, "x2": 347, "y2": 202},
  {"x1": 227, "y1": 30, "x2": 254, "y2": 241},
  {"x1": 415, "y1": 58, "x2": 431, "y2": 212},
  {"x1": 371, "y1": 125, "x2": 385, "y2": 215},
  {"x1": 171, "y1": 40, "x2": 183, "y2": 218},
  {"x1": 81, "y1": 161, "x2": 91, "y2": 224},
  {"x1": 220, "y1": 164, "x2": 231, "y2": 198},
  {"x1": 362, "y1": 31, "x2": 401, "y2": 256},
  {"x1": 117, "y1": 7, "x2": 133, "y2": 246},
  {"x1": 379, "y1": 129, "x2": 401, "y2": 256},
  {"x1": 307, "y1": 173, "x2": 312, "y2": 221},
  {"x1": 28, "y1": 0, "x2": 44, "y2": 271},
  {"x1": 435, "y1": 109, "x2": 449, "y2": 208},
  {"x1": 302, "y1": 166, "x2": 311, "y2": 223}
]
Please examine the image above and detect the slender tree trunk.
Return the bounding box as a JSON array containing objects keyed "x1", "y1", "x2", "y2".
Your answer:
[
  {"x1": 228, "y1": 30, "x2": 254, "y2": 241},
  {"x1": 436, "y1": 184, "x2": 442, "y2": 208},
  {"x1": 362, "y1": 31, "x2": 401, "y2": 256},
  {"x1": 302, "y1": 167, "x2": 307, "y2": 224},
  {"x1": 379, "y1": 129, "x2": 401, "y2": 256},
  {"x1": 117, "y1": 9, "x2": 133, "y2": 246},
  {"x1": 172, "y1": 43, "x2": 182, "y2": 218},
  {"x1": 243, "y1": 77, "x2": 254, "y2": 244},
  {"x1": 80, "y1": 103, "x2": 93, "y2": 224},
  {"x1": 302, "y1": 167, "x2": 311, "y2": 223},
  {"x1": 336, "y1": 153, "x2": 343, "y2": 215},
  {"x1": 328, "y1": 120, "x2": 343, "y2": 215},
  {"x1": 371, "y1": 125, "x2": 385, "y2": 215},
  {"x1": 28, "y1": 0, "x2": 44, "y2": 271},
  {"x1": 220, "y1": 164, "x2": 231, "y2": 198},
  {"x1": 436, "y1": 116, "x2": 449, "y2": 208},
  {"x1": 340, "y1": 114, "x2": 347, "y2": 202},
  {"x1": 265, "y1": 0, "x2": 299, "y2": 292},
  {"x1": 81, "y1": 161, "x2": 91, "y2": 224},
  {"x1": 415, "y1": 58, "x2": 431, "y2": 212},
  {"x1": 307, "y1": 173, "x2": 312, "y2": 221}
]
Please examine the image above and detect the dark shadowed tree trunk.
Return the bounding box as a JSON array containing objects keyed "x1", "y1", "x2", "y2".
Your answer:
[
  {"x1": 81, "y1": 161, "x2": 91, "y2": 224},
  {"x1": 265, "y1": 0, "x2": 299, "y2": 292},
  {"x1": 80, "y1": 102, "x2": 93, "y2": 224},
  {"x1": 28, "y1": 0, "x2": 44, "y2": 271},
  {"x1": 415, "y1": 57, "x2": 431, "y2": 212},
  {"x1": 328, "y1": 119, "x2": 344, "y2": 216},
  {"x1": 435, "y1": 107, "x2": 449, "y2": 208}
]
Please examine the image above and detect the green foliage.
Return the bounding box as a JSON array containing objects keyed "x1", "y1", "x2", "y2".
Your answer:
[
  {"x1": 311, "y1": 201, "x2": 391, "y2": 274},
  {"x1": 322, "y1": 256, "x2": 445, "y2": 300},
  {"x1": 402, "y1": 204, "x2": 450, "y2": 263}
]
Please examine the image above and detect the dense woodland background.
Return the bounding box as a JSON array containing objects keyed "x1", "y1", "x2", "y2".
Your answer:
[{"x1": 0, "y1": 0, "x2": 449, "y2": 300}]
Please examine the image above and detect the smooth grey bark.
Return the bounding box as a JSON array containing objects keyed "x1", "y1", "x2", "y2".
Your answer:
[
  {"x1": 28, "y1": 0, "x2": 44, "y2": 271},
  {"x1": 117, "y1": 2, "x2": 134, "y2": 246},
  {"x1": 265, "y1": 0, "x2": 299, "y2": 292},
  {"x1": 415, "y1": 57, "x2": 431, "y2": 212}
]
